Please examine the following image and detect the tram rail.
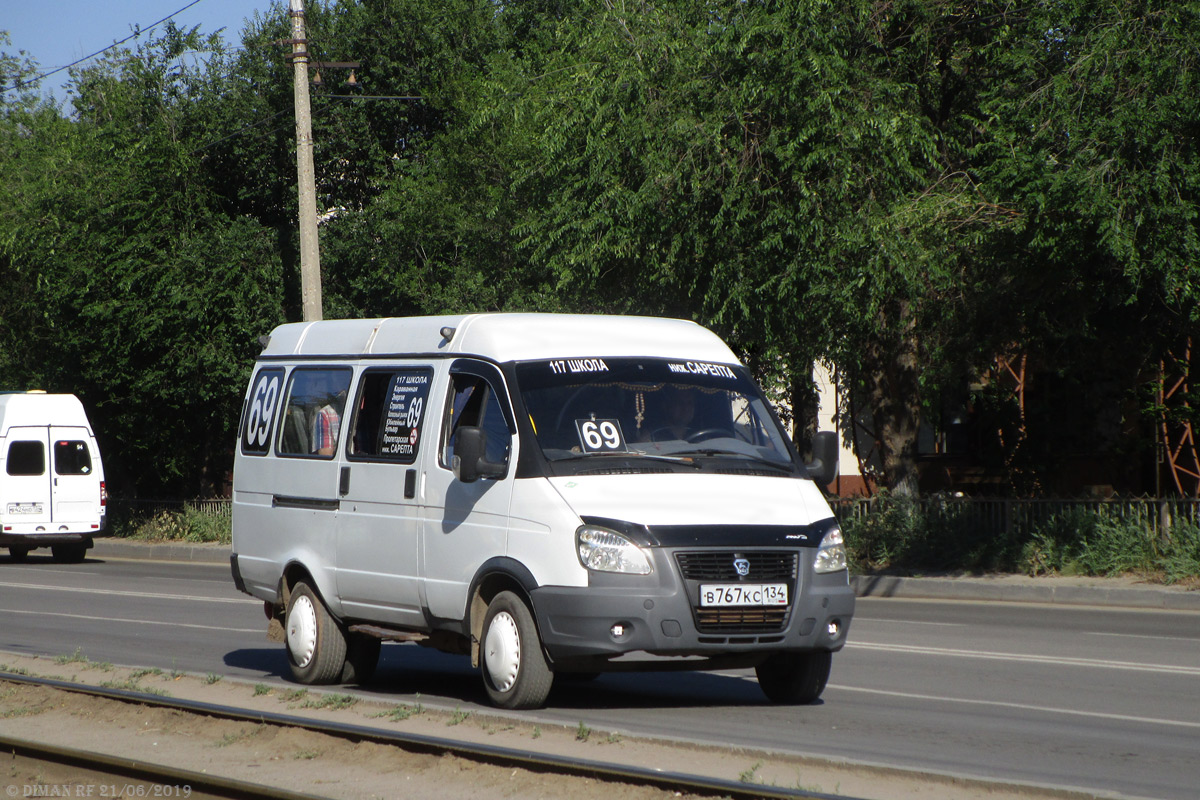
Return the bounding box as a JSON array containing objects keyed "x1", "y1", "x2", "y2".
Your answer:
[{"x1": 1, "y1": 671, "x2": 851, "y2": 800}]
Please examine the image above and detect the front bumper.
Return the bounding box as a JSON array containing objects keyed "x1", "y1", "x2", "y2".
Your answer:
[{"x1": 530, "y1": 546, "x2": 854, "y2": 665}]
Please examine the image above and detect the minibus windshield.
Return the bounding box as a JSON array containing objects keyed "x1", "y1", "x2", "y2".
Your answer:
[{"x1": 515, "y1": 358, "x2": 797, "y2": 471}]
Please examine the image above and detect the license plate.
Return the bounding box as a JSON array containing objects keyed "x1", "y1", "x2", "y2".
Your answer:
[
  {"x1": 6, "y1": 503, "x2": 43, "y2": 515},
  {"x1": 699, "y1": 583, "x2": 788, "y2": 607}
]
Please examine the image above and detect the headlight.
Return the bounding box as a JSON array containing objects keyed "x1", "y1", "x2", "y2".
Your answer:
[
  {"x1": 576, "y1": 526, "x2": 653, "y2": 575},
  {"x1": 814, "y1": 525, "x2": 847, "y2": 573}
]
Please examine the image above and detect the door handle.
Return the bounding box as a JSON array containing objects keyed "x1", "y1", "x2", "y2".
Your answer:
[{"x1": 339, "y1": 466, "x2": 351, "y2": 496}]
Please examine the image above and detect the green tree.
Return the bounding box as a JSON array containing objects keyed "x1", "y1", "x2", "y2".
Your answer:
[{"x1": 0, "y1": 26, "x2": 283, "y2": 496}]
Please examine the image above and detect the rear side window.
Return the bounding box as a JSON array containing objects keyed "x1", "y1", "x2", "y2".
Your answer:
[
  {"x1": 241, "y1": 367, "x2": 285, "y2": 456},
  {"x1": 54, "y1": 440, "x2": 93, "y2": 475},
  {"x1": 6, "y1": 441, "x2": 45, "y2": 476},
  {"x1": 348, "y1": 368, "x2": 434, "y2": 464},
  {"x1": 278, "y1": 367, "x2": 353, "y2": 458}
]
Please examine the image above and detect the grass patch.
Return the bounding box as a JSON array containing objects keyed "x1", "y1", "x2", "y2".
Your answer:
[
  {"x1": 100, "y1": 678, "x2": 169, "y2": 697},
  {"x1": 1, "y1": 706, "x2": 45, "y2": 719},
  {"x1": 214, "y1": 726, "x2": 263, "y2": 748},
  {"x1": 739, "y1": 761, "x2": 763, "y2": 784},
  {"x1": 278, "y1": 689, "x2": 309, "y2": 704},
  {"x1": 371, "y1": 703, "x2": 423, "y2": 722},
  {"x1": 300, "y1": 693, "x2": 358, "y2": 711}
]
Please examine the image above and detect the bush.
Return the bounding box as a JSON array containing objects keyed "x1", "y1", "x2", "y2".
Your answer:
[
  {"x1": 843, "y1": 496, "x2": 1199, "y2": 582},
  {"x1": 840, "y1": 491, "x2": 1024, "y2": 574},
  {"x1": 1157, "y1": 521, "x2": 1200, "y2": 585},
  {"x1": 109, "y1": 504, "x2": 231, "y2": 544}
]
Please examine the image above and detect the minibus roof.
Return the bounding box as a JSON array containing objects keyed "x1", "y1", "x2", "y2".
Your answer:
[
  {"x1": 259, "y1": 314, "x2": 741, "y2": 365},
  {"x1": 0, "y1": 393, "x2": 91, "y2": 432}
]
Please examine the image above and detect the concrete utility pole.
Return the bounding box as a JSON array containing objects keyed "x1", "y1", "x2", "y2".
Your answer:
[{"x1": 290, "y1": 0, "x2": 322, "y2": 321}]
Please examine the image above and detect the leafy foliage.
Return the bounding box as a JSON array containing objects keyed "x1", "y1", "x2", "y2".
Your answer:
[{"x1": 0, "y1": 0, "x2": 1197, "y2": 500}]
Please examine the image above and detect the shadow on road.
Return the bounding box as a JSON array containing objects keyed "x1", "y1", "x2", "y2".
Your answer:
[{"x1": 225, "y1": 642, "x2": 791, "y2": 710}]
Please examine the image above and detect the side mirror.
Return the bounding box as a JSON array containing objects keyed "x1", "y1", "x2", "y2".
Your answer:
[
  {"x1": 806, "y1": 430, "x2": 839, "y2": 487},
  {"x1": 452, "y1": 426, "x2": 506, "y2": 483}
]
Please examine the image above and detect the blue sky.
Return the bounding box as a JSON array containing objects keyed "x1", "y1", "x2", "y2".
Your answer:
[{"x1": 4, "y1": 0, "x2": 276, "y2": 99}]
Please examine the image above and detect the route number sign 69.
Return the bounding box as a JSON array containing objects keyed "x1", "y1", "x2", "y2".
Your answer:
[
  {"x1": 243, "y1": 368, "x2": 284, "y2": 455},
  {"x1": 575, "y1": 418, "x2": 627, "y2": 453}
]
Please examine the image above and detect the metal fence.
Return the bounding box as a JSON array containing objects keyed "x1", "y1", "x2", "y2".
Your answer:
[
  {"x1": 109, "y1": 498, "x2": 232, "y2": 520},
  {"x1": 111, "y1": 496, "x2": 1200, "y2": 537},
  {"x1": 830, "y1": 496, "x2": 1200, "y2": 538}
]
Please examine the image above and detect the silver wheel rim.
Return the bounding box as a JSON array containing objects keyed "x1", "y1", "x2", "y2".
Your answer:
[
  {"x1": 484, "y1": 610, "x2": 521, "y2": 692},
  {"x1": 288, "y1": 594, "x2": 318, "y2": 668}
]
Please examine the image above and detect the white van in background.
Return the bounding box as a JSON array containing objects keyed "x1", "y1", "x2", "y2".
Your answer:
[
  {"x1": 0, "y1": 392, "x2": 107, "y2": 562},
  {"x1": 231, "y1": 314, "x2": 853, "y2": 709}
]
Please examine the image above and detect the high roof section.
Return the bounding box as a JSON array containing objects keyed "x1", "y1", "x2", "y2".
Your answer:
[{"x1": 259, "y1": 314, "x2": 740, "y2": 365}]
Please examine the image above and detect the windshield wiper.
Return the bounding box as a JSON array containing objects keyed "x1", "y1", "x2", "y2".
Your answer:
[
  {"x1": 550, "y1": 451, "x2": 702, "y2": 467},
  {"x1": 670, "y1": 449, "x2": 795, "y2": 472}
]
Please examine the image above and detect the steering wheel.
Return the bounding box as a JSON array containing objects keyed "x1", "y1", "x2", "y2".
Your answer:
[
  {"x1": 553, "y1": 385, "x2": 592, "y2": 432},
  {"x1": 685, "y1": 427, "x2": 734, "y2": 443}
]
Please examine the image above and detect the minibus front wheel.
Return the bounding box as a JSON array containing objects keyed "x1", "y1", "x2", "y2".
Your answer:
[
  {"x1": 285, "y1": 581, "x2": 347, "y2": 684},
  {"x1": 755, "y1": 650, "x2": 832, "y2": 704},
  {"x1": 481, "y1": 591, "x2": 553, "y2": 709}
]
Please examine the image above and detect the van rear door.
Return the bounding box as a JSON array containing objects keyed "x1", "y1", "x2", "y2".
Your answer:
[
  {"x1": 47, "y1": 426, "x2": 101, "y2": 526},
  {"x1": 2, "y1": 427, "x2": 53, "y2": 525}
]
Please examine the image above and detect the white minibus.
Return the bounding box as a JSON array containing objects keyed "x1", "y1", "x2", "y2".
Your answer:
[
  {"x1": 231, "y1": 314, "x2": 853, "y2": 708},
  {"x1": 0, "y1": 392, "x2": 107, "y2": 562}
]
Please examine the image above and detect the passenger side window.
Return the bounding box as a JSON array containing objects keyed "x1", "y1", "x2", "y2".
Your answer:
[
  {"x1": 348, "y1": 368, "x2": 433, "y2": 463},
  {"x1": 277, "y1": 367, "x2": 353, "y2": 458},
  {"x1": 441, "y1": 374, "x2": 512, "y2": 470}
]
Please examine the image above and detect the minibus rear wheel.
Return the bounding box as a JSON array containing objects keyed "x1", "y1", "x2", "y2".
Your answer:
[
  {"x1": 755, "y1": 651, "x2": 832, "y2": 704},
  {"x1": 285, "y1": 581, "x2": 347, "y2": 684},
  {"x1": 8, "y1": 546, "x2": 29, "y2": 562},
  {"x1": 481, "y1": 591, "x2": 553, "y2": 709},
  {"x1": 51, "y1": 543, "x2": 87, "y2": 563}
]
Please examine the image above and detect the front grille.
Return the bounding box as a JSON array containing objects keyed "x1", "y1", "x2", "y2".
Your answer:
[
  {"x1": 695, "y1": 607, "x2": 791, "y2": 632},
  {"x1": 675, "y1": 551, "x2": 797, "y2": 581},
  {"x1": 674, "y1": 550, "x2": 798, "y2": 634}
]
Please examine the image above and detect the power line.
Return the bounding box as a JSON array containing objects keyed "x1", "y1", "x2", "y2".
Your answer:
[
  {"x1": 188, "y1": 107, "x2": 292, "y2": 155},
  {"x1": 3, "y1": 0, "x2": 208, "y2": 95}
]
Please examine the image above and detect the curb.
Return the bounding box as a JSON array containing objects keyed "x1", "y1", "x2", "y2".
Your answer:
[
  {"x1": 90, "y1": 539, "x2": 1200, "y2": 612},
  {"x1": 852, "y1": 573, "x2": 1200, "y2": 612},
  {"x1": 93, "y1": 538, "x2": 231, "y2": 565}
]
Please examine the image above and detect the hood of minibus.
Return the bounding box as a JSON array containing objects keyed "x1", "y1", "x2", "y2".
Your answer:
[{"x1": 546, "y1": 473, "x2": 834, "y2": 528}]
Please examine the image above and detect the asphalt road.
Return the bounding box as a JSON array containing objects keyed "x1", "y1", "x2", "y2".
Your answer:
[{"x1": 1, "y1": 551, "x2": 1198, "y2": 799}]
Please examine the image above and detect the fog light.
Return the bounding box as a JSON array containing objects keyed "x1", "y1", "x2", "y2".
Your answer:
[
  {"x1": 610, "y1": 623, "x2": 627, "y2": 639},
  {"x1": 826, "y1": 620, "x2": 842, "y2": 639}
]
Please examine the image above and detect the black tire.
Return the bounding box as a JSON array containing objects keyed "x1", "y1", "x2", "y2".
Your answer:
[
  {"x1": 51, "y1": 543, "x2": 87, "y2": 563},
  {"x1": 481, "y1": 591, "x2": 553, "y2": 709},
  {"x1": 756, "y1": 651, "x2": 832, "y2": 704},
  {"x1": 340, "y1": 633, "x2": 381, "y2": 684},
  {"x1": 8, "y1": 546, "x2": 30, "y2": 562},
  {"x1": 285, "y1": 581, "x2": 347, "y2": 685}
]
